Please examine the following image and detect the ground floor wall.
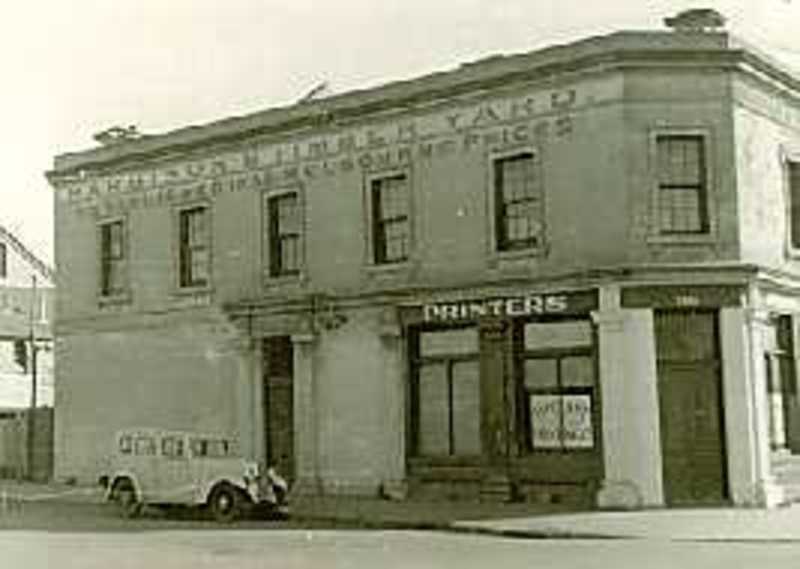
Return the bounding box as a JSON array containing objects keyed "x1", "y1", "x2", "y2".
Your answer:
[
  {"x1": 291, "y1": 306, "x2": 406, "y2": 496},
  {"x1": 53, "y1": 275, "x2": 800, "y2": 509}
]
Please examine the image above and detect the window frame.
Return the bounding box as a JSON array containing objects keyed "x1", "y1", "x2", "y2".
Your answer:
[
  {"x1": 371, "y1": 173, "x2": 411, "y2": 265},
  {"x1": 363, "y1": 168, "x2": 414, "y2": 272},
  {"x1": 647, "y1": 128, "x2": 717, "y2": 244},
  {"x1": 784, "y1": 155, "x2": 800, "y2": 256},
  {"x1": 263, "y1": 186, "x2": 306, "y2": 284},
  {"x1": 486, "y1": 147, "x2": 547, "y2": 261},
  {"x1": 175, "y1": 203, "x2": 212, "y2": 291},
  {"x1": 0, "y1": 242, "x2": 7, "y2": 279},
  {"x1": 96, "y1": 215, "x2": 130, "y2": 302},
  {"x1": 408, "y1": 325, "x2": 481, "y2": 459}
]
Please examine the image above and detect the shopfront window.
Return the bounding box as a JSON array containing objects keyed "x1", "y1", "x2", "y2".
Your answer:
[
  {"x1": 411, "y1": 327, "x2": 480, "y2": 457},
  {"x1": 517, "y1": 320, "x2": 596, "y2": 452}
]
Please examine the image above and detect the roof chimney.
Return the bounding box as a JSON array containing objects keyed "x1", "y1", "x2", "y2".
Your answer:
[
  {"x1": 664, "y1": 8, "x2": 726, "y2": 32},
  {"x1": 92, "y1": 125, "x2": 143, "y2": 146}
]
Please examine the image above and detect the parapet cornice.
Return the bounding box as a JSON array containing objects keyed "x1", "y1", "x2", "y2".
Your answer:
[{"x1": 46, "y1": 30, "x2": 799, "y2": 182}]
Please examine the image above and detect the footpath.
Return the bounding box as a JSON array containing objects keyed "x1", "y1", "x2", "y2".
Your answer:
[{"x1": 2, "y1": 479, "x2": 800, "y2": 541}]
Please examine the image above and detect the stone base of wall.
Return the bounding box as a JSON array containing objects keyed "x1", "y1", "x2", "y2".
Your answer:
[{"x1": 596, "y1": 479, "x2": 645, "y2": 510}]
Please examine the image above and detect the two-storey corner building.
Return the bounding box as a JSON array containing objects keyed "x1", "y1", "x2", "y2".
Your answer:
[{"x1": 47, "y1": 16, "x2": 800, "y2": 509}]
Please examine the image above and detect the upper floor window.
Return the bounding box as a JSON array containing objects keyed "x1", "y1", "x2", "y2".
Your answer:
[
  {"x1": 267, "y1": 192, "x2": 301, "y2": 277},
  {"x1": 178, "y1": 206, "x2": 210, "y2": 288},
  {"x1": 0, "y1": 242, "x2": 6, "y2": 278},
  {"x1": 656, "y1": 135, "x2": 709, "y2": 234},
  {"x1": 371, "y1": 174, "x2": 410, "y2": 264},
  {"x1": 494, "y1": 152, "x2": 544, "y2": 251},
  {"x1": 788, "y1": 161, "x2": 800, "y2": 249},
  {"x1": 99, "y1": 220, "x2": 126, "y2": 297}
]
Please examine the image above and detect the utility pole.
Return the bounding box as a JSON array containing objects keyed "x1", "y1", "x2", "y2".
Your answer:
[{"x1": 26, "y1": 275, "x2": 38, "y2": 480}]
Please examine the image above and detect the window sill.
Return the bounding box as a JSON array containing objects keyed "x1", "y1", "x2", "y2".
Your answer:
[
  {"x1": 97, "y1": 293, "x2": 132, "y2": 308},
  {"x1": 645, "y1": 233, "x2": 716, "y2": 246},
  {"x1": 363, "y1": 260, "x2": 412, "y2": 275},
  {"x1": 263, "y1": 272, "x2": 308, "y2": 290},
  {"x1": 360, "y1": 261, "x2": 418, "y2": 287},
  {"x1": 518, "y1": 447, "x2": 598, "y2": 455},
  {"x1": 172, "y1": 284, "x2": 213, "y2": 296},
  {"x1": 407, "y1": 456, "x2": 485, "y2": 469},
  {"x1": 169, "y1": 286, "x2": 214, "y2": 307},
  {"x1": 487, "y1": 246, "x2": 547, "y2": 270}
]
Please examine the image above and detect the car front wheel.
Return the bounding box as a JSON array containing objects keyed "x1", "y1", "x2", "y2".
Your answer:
[{"x1": 209, "y1": 485, "x2": 243, "y2": 523}]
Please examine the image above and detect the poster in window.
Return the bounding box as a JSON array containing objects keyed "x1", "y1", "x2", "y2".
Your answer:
[
  {"x1": 529, "y1": 395, "x2": 562, "y2": 449},
  {"x1": 562, "y1": 395, "x2": 594, "y2": 449}
]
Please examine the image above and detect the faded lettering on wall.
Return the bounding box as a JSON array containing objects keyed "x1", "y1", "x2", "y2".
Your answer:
[{"x1": 55, "y1": 79, "x2": 624, "y2": 215}]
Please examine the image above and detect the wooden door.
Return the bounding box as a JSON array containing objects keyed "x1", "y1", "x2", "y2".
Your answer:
[
  {"x1": 655, "y1": 310, "x2": 727, "y2": 505},
  {"x1": 263, "y1": 336, "x2": 295, "y2": 482}
]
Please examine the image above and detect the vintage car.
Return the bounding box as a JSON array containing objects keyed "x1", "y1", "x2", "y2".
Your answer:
[{"x1": 99, "y1": 429, "x2": 289, "y2": 522}]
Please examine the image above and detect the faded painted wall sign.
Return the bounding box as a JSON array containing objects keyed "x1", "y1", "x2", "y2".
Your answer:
[{"x1": 57, "y1": 75, "x2": 623, "y2": 215}]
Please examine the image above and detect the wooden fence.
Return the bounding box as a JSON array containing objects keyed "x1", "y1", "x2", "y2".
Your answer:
[{"x1": 0, "y1": 407, "x2": 53, "y2": 481}]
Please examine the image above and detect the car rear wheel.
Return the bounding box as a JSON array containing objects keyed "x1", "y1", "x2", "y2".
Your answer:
[
  {"x1": 209, "y1": 485, "x2": 243, "y2": 523},
  {"x1": 113, "y1": 481, "x2": 142, "y2": 519}
]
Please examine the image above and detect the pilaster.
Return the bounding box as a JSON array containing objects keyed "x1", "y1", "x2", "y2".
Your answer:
[
  {"x1": 231, "y1": 336, "x2": 259, "y2": 461},
  {"x1": 478, "y1": 318, "x2": 514, "y2": 501},
  {"x1": 377, "y1": 308, "x2": 408, "y2": 499},
  {"x1": 289, "y1": 332, "x2": 321, "y2": 497}
]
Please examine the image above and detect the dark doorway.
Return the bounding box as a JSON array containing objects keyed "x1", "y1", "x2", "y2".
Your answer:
[
  {"x1": 655, "y1": 310, "x2": 727, "y2": 505},
  {"x1": 263, "y1": 336, "x2": 294, "y2": 482}
]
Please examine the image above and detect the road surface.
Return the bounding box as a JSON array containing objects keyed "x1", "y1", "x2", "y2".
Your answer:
[{"x1": 3, "y1": 529, "x2": 800, "y2": 569}]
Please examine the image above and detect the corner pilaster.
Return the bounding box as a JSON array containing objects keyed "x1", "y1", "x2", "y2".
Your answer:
[
  {"x1": 721, "y1": 307, "x2": 785, "y2": 507},
  {"x1": 592, "y1": 285, "x2": 664, "y2": 509}
]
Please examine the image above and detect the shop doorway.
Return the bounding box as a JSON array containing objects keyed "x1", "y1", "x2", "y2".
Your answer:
[
  {"x1": 263, "y1": 336, "x2": 294, "y2": 482},
  {"x1": 655, "y1": 310, "x2": 727, "y2": 505}
]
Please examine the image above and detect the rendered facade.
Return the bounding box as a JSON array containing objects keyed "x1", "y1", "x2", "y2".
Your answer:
[{"x1": 48, "y1": 19, "x2": 800, "y2": 508}]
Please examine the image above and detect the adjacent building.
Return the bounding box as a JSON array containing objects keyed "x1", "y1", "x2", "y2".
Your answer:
[
  {"x1": 47, "y1": 14, "x2": 800, "y2": 508},
  {"x1": 0, "y1": 224, "x2": 54, "y2": 407},
  {"x1": 0, "y1": 224, "x2": 55, "y2": 480}
]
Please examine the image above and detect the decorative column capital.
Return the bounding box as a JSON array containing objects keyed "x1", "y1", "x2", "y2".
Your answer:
[
  {"x1": 744, "y1": 308, "x2": 776, "y2": 327},
  {"x1": 479, "y1": 318, "x2": 508, "y2": 341},
  {"x1": 378, "y1": 307, "x2": 403, "y2": 341},
  {"x1": 291, "y1": 333, "x2": 317, "y2": 346},
  {"x1": 590, "y1": 310, "x2": 626, "y2": 332},
  {"x1": 222, "y1": 336, "x2": 257, "y2": 355}
]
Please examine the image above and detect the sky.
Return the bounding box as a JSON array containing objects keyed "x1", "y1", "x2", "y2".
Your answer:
[{"x1": 1, "y1": 0, "x2": 799, "y2": 265}]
